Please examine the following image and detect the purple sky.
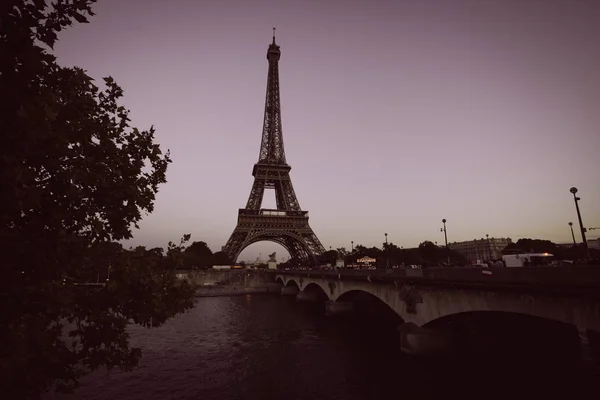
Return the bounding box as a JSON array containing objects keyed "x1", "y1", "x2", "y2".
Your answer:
[{"x1": 54, "y1": 0, "x2": 600, "y2": 262}]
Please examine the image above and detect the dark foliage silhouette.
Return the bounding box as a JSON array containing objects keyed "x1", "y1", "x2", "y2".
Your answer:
[{"x1": 0, "y1": 1, "x2": 195, "y2": 398}]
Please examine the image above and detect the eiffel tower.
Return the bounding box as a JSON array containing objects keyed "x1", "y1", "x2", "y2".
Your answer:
[{"x1": 222, "y1": 30, "x2": 325, "y2": 265}]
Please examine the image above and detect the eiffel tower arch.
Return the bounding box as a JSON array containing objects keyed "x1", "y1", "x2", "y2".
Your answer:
[{"x1": 222, "y1": 31, "x2": 325, "y2": 265}]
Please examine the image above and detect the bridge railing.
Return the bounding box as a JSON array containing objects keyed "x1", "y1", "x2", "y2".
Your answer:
[{"x1": 277, "y1": 266, "x2": 600, "y2": 290}]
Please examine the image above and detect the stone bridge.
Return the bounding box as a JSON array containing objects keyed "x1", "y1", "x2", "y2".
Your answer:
[{"x1": 275, "y1": 267, "x2": 600, "y2": 355}]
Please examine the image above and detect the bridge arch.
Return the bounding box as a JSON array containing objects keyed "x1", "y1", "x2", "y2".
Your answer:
[
  {"x1": 284, "y1": 278, "x2": 300, "y2": 290},
  {"x1": 423, "y1": 310, "x2": 573, "y2": 329},
  {"x1": 421, "y1": 310, "x2": 583, "y2": 360},
  {"x1": 337, "y1": 289, "x2": 404, "y2": 324},
  {"x1": 302, "y1": 282, "x2": 330, "y2": 301},
  {"x1": 410, "y1": 289, "x2": 600, "y2": 331}
]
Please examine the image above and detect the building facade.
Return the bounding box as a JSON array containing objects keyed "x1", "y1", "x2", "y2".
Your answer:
[{"x1": 448, "y1": 237, "x2": 512, "y2": 262}]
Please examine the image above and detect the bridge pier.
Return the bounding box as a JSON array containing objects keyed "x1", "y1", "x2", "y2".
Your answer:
[
  {"x1": 325, "y1": 300, "x2": 354, "y2": 317},
  {"x1": 281, "y1": 286, "x2": 299, "y2": 296},
  {"x1": 398, "y1": 323, "x2": 453, "y2": 356},
  {"x1": 296, "y1": 291, "x2": 319, "y2": 303},
  {"x1": 578, "y1": 328, "x2": 598, "y2": 369}
]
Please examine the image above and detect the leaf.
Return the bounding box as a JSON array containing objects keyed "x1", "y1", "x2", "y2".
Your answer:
[{"x1": 72, "y1": 12, "x2": 89, "y2": 24}]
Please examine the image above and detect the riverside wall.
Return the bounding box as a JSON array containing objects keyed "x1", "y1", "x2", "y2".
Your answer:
[{"x1": 175, "y1": 269, "x2": 280, "y2": 297}]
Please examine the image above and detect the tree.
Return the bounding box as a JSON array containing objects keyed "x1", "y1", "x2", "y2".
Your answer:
[
  {"x1": 183, "y1": 241, "x2": 213, "y2": 269},
  {"x1": 0, "y1": 1, "x2": 195, "y2": 398},
  {"x1": 336, "y1": 247, "x2": 348, "y2": 257},
  {"x1": 279, "y1": 257, "x2": 301, "y2": 269},
  {"x1": 416, "y1": 241, "x2": 435, "y2": 264},
  {"x1": 354, "y1": 244, "x2": 369, "y2": 255},
  {"x1": 211, "y1": 251, "x2": 232, "y2": 266},
  {"x1": 148, "y1": 247, "x2": 165, "y2": 257},
  {"x1": 513, "y1": 239, "x2": 558, "y2": 254},
  {"x1": 318, "y1": 249, "x2": 338, "y2": 265}
]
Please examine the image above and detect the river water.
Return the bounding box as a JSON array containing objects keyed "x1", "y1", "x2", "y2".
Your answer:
[{"x1": 47, "y1": 294, "x2": 598, "y2": 400}]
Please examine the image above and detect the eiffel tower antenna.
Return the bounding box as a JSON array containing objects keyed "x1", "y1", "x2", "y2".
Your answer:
[{"x1": 222, "y1": 34, "x2": 325, "y2": 265}]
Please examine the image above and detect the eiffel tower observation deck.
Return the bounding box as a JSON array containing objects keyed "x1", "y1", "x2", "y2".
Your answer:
[{"x1": 222, "y1": 30, "x2": 325, "y2": 265}]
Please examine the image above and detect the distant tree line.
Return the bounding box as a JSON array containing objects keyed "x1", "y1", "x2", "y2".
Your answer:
[
  {"x1": 278, "y1": 240, "x2": 468, "y2": 269},
  {"x1": 134, "y1": 240, "x2": 234, "y2": 270},
  {"x1": 275, "y1": 238, "x2": 599, "y2": 270}
]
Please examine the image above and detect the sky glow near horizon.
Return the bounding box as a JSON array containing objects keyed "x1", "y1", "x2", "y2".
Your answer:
[{"x1": 53, "y1": 0, "x2": 600, "y2": 262}]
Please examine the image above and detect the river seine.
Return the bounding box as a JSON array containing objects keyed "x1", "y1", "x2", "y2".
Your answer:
[{"x1": 47, "y1": 295, "x2": 597, "y2": 400}]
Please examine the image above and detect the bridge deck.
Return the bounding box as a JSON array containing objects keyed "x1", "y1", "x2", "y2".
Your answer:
[{"x1": 277, "y1": 266, "x2": 600, "y2": 296}]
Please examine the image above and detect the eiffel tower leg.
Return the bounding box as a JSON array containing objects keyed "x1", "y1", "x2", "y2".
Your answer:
[
  {"x1": 301, "y1": 231, "x2": 326, "y2": 259},
  {"x1": 245, "y1": 178, "x2": 266, "y2": 210},
  {"x1": 277, "y1": 177, "x2": 300, "y2": 211},
  {"x1": 283, "y1": 237, "x2": 309, "y2": 262},
  {"x1": 222, "y1": 229, "x2": 248, "y2": 262}
]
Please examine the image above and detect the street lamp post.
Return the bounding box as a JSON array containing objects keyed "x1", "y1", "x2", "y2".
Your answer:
[
  {"x1": 351, "y1": 241, "x2": 354, "y2": 268},
  {"x1": 569, "y1": 222, "x2": 577, "y2": 246},
  {"x1": 441, "y1": 219, "x2": 448, "y2": 247},
  {"x1": 570, "y1": 187, "x2": 590, "y2": 260},
  {"x1": 385, "y1": 233, "x2": 389, "y2": 269},
  {"x1": 486, "y1": 234, "x2": 491, "y2": 260},
  {"x1": 441, "y1": 219, "x2": 450, "y2": 266}
]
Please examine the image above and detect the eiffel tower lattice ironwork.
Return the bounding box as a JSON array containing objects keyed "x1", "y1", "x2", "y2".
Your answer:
[{"x1": 222, "y1": 31, "x2": 325, "y2": 264}]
